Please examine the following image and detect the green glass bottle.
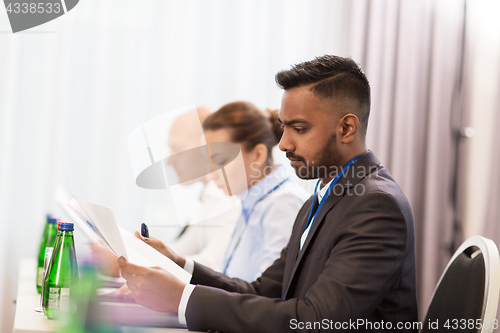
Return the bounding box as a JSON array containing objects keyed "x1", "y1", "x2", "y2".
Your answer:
[
  {"x1": 52, "y1": 221, "x2": 62, "y2": 253},
  {"x1": 43, "y1": 222, "x2": 79, "y2": 319},
  {"x1": 36, "y1": 216, "x2": 59, "y2": 293}
]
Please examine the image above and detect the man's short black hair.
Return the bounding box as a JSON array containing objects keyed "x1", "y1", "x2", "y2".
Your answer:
[{"x1": 275, "y1": 55, "x2": 371, "y2": 136}]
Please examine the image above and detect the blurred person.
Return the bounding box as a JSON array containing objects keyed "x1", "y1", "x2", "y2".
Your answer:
[
  {"x1": 135, "y1": 101, "x2": 309, "y2": 282},
  {"x1": 91, "y1": 107, "x2": 241, "y2": 275},
  {"x1": 201, "y1": 102, "x2": 309, "y2": 281},
  {"x1": 118, "y1": 56, "x2": 418, "y2": 333},
  {"x1": 165, "y1": 107, "x2": 241, "y2": 268}
]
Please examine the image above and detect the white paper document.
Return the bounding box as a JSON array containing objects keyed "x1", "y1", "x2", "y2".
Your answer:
[
  {"x1": 55, "y1": 187, "x2": 101, "y2": 244},
  {"x1": 70, "y1": 195, "x2": 192, "y2": 284}
]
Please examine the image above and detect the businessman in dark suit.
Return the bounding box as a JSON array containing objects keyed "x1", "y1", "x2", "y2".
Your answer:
[{"x1": 118, "y1": 55, "x2": 419, "y2": 332}]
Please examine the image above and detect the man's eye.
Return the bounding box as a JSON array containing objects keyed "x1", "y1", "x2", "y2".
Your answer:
[{"x1": 294, "y1": 128, "x2": 305, "y2": 133}]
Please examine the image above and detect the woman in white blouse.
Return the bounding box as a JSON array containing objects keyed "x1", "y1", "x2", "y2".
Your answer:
[{"x1": 200, "y1": 101, "x2": 309, "y2": 281}]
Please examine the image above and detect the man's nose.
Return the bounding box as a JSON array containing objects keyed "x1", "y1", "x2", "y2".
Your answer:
[{"x1": 278, "y1": 129, "x2": 294, "y2": 152}]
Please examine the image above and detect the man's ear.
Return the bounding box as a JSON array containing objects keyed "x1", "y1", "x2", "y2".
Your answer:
[{"x1": 339, "y1": 114, "x2": 359, "y2": 143}]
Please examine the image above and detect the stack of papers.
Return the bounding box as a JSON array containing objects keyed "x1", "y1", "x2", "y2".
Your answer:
[{"x1": 60, "y1": 192, "x2": 191, "y2": 284}]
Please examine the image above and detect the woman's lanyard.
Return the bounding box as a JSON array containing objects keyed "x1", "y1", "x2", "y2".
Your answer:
[
  {"x1": 303, "y1": 155, "x2": 362, "y2": 233},
  {"x1": 222, "y1": 177, "x2": 289, "y2": 274}
]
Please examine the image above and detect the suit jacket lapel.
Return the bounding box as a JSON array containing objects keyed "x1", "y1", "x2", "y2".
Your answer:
[
  {"x1": 282, "y1": 197, "x2": 312, "y2": 294},
  {"x1": 283, "y1": 188, "x2": 344, "y2": 297},
  {"x1": 283, "y1": 151, "x2": 381, "y2": 298}
]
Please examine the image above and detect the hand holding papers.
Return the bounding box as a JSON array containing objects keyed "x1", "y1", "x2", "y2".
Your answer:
[
  {"x1": 69, "y1": 195, "x2": 191, "y2": 284},
  {"x1": 117, "y1": 256, "x2": 187, "y2": 313}
]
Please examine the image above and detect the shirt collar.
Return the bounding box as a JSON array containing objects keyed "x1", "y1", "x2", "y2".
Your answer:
[
  {"x1": 315, "y1": 154, "x2": 364, "y2": 201},
  {"x1": 239, "y1": 165, "x2": 289, "y2": 212},
  {"x1": 317, "y1": 178, "x2": 333, "y2": 201},
  {"x1": 201, "y1": 180, "x2": 220, "y2": 200}
]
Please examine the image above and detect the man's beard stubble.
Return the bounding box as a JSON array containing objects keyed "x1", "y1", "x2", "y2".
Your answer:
[{"x1": 287, "y1": 133, "x2": 343, "y2": 180}]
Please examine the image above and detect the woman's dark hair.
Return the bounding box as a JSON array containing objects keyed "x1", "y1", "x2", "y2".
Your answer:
[{"x1": 203, "y1": 101, "x2": 282, "y2": 164}]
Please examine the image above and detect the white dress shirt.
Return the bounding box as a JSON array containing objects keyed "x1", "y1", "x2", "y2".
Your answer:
[{"x1": 300, "y1": 179, "x2": 332, "y2": 250}]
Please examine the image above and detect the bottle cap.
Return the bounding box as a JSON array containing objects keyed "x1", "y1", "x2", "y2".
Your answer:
[
  {"x1": 48, "y1": 217, "x2": 59, "y2": 224},
  {"x1": 60, "y1": 222, "x2": 74, "y2": 231}
]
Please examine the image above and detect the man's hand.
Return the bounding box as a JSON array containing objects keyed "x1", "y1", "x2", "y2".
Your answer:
[
  {"x1": 118, "y1": 256, "x2": 186, "y2": 313},
  {"x1": 134, "y1": 231, "x2": 186, "y2": 268},
  {"x1": 90, "y1": 242, "x2": 120, "y2": 277},
  {"x1": 115, "y1": 284, "x2": 134, "y2": 300}
]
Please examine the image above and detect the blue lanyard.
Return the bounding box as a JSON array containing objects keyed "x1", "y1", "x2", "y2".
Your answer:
[
  {"x1": 223, "y1": 177, "x2": 289, "y2": 275},
  {"x1": 304, "y1": 155, "x2": 362, "y2": 233},
  {"x1": 282, "y1": 155, "x2": 362, "y2": 301}
]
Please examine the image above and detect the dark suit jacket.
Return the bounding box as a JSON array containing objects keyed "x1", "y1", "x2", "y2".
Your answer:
[{"x1": 185, "y1": 151, "x2": 418, "y2": 332}]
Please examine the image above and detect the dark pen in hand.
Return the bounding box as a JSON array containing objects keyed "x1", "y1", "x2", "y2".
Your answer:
[{"x1": 141, "y1": 222, "x2": 149, "y2": 238}]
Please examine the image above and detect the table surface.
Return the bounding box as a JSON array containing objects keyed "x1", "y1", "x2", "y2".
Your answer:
[{"x1": 13, "y1": 258, "x2": 194, "y2": 333}]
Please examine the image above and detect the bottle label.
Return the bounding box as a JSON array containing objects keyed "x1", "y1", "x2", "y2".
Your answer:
[
  {"x1": 60, "y1": 288, "x2": 70, "y2": 310},
  {"x1": 48, "y1": 287, "x2": 71, "y2": 310},
  {"x1": 48, "y1": 287, "x2": 59, "y2": 309},
  {"x1": 37, "y1": 267, "x2": 44, "y2": 287}
]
